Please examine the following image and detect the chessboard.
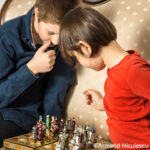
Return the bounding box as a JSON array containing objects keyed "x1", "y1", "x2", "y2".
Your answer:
[
  {"x1": 4, "y1": 132, "x2": 58, "y2": 150},
  {"x1": 3, "y1": 132, "x2": 114, "y2": 150},
  {"x1": 3, "y1": 116, "x2": 115, "y2": 150}
]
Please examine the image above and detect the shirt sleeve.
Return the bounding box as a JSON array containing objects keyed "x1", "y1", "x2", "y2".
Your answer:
[
  {"x1": 0, "y1": 35, "x2": 37, "y2": 108},
  {"x1": 127, "y1": 58, "x2": 150, "y2": 100},
  {"x1": 43, "y1": 53, "x2": 75, "y2": 120}
]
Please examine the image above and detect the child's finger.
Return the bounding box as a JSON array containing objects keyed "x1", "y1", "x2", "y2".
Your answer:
[
  {"x1": 86, "y1": 100, "x2": 91, "y2": 105},
  {"x1": 83, "y1": 90, "x2": 88, "y2": 95},
  {"x1": 83, "y1": 89, "x2": 94, "y2": 95},
  {"x1": 86, "y1": 95, "x2": 93, "y2": 102},
  {"x1": 91, "y1": 102, "x2": 101, "y2": 111},
  {"x1": 38, "y1": 41, "x2": 50, "y2": 53}
]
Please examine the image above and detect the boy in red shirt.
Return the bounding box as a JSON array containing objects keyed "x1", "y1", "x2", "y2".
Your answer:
[{"x1": 59, "y1": 7, "x2": 150, "y2": 149}]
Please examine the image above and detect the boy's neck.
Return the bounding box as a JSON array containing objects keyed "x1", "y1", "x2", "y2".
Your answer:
[{"x1": 101, "y1": 41, "x2": 129, "y2": 69}]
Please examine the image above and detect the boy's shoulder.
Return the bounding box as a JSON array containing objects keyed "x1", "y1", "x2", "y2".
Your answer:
[
  {"x1": 0, "y1": 8, "x2": 33, "y2": 38},
  {"x1": 0, "y1": 15, "x2": 24, "y2": 35}
]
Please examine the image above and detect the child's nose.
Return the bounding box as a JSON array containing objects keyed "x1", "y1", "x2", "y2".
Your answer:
[{"x1": 50, "y1": 38, "x2": 58, "y2": 47}]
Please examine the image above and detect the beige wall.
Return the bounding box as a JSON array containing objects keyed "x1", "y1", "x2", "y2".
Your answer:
[{"x1": 0, "y1": 0, "x2": 6, "y2": 10}]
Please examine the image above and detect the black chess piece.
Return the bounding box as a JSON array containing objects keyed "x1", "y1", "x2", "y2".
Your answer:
[{"x1": 83, "y1": 0, "x2": 108, "y2": 5}]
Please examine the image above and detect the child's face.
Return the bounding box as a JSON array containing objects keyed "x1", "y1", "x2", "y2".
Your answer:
[
  {"x1": 68, "y1": 50, "x2": 105, "y2": 71},
  {"x1": 37, "y1": 21, "x2": 60, "y2": 47}
]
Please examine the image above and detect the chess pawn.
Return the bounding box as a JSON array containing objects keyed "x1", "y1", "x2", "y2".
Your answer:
[
  {"x1": 90, "y1": 128, "x2": 96, "y2": 143},
  {"x1": 85, "y1": 125, "x2": 90, "y2": 132},
  {"x1": 66, "y1": 118, "x2": 71, "y2": 131},
  {"x1": 78, "y1": 125, "x2": 83, "y2": 133},
  {"x1": 75, "y1": 133, "x2": 80, "y2": 147},
  {"x1": 56, "y1": 144, "x2": 62, "y2": 150},
  {"x1": 83, "y1": 126, "x2": 88, "y2": 147},
  {"x1": 73, "y1": 125, "x2": 78, "y2": 135},
  {"x1": 71, "y1": 130, "x2": 77, "y2": 147},
  {"x1": 63, "y1": 126, "x2": 67, "y2": 134},
  {"x1": 72, "y1": 134, "x2": 80, "y2": 150},
  {"x1": 87, "y1": 128, "x2": 95, "y2": 148},
  {"x1": 32, "y1": 126, "x2": 37, "y2": 141},
  {"x1": 37, "y1": 127, "x2": 43, "y2": 140},
  {"x1": 71, "y1": 117, "x2": 76, "y2": 131},
  {"x1": 71, "y1": 137, "x2": 76, "y2": 147},
  {"x1": 53, "y1": 117, "x2": 59, "y2": 136},
  {"x1": 36, "y1": 115, "x2": 46, "y2": 130},
  {"x1": 64, "y1": 133, "x2": 69, "y2": 150},
  {"x1": 56, "y1": 132, "x2": 64, "y2": 150},
  {"x1": 58, "y1": 132, "x2": 63, "y2": 145},
  {"x1": 79, "y1": 133, "x2": 84, "y2": 149},
  {"x1": 72, "y1": 146, "x2": 80, "y2": 150},
  {"x1": 59, "y1": 118, "x2": 64, "y2": 131}
]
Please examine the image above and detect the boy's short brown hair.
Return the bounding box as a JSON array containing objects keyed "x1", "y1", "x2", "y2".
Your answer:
[
  {"x1": 59, "y1": 7, "x2": 117, "y2": 65},
  {"x1": 35, "y1": 0, "x2": 79, "y2": 24}
]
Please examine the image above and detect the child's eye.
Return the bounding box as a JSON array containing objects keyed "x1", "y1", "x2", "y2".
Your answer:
[
  {"x1": 48, "y1": 32, "x2": 56, "y2": 35},
  {"x1": 48, "y1": 33, "x2": 54, "y2": 35}
]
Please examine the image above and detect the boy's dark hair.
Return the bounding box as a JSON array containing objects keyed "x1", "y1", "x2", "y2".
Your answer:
[
  {"x1": 59, "y1": 6, "x2": 117, "y2": 65},
  {"x1": 35, "y1": 0, "x2": 79, "y2": 24}
]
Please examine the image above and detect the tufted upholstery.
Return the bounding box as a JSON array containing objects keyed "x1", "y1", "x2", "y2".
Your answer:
[
  {"x1": 0, "y1": 0, "x2": 36, "y2": 25},
  {"x1": 1, "y1": 0, "x2": 150, "y2": 143},
  {"x1": 65, "y1": 0, "x2": 150, "y2": 142}
]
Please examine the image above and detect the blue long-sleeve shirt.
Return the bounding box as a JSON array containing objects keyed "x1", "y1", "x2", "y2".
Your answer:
[{"x1": 0, "y1": 8, "x2": 75, "y2": 132}]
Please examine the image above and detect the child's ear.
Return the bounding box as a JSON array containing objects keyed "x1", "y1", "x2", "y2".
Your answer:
[
  {"x1": 34, "y1": 7, "x2": 39, "y2": 19},
  {"x1": 78, "y1": 41, "x2": 92, "y2": 57}
]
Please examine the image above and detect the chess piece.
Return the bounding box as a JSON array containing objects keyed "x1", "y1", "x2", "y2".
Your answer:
[
  {"x1": 46, "y1": 115, "x2": 50, "y2": 130},
  {"x1": 46, "y1": 115, "x2": 50, "y2": 136},
  {"x1": 71, "y1": 117, "x2": 76, "y2": 131},
  {"x1": 63, "y1": 126, "x2": 67, "y2": 134},
  {"x1": 39, "y1": 115, "x2": 43, "y2": 123},
  {"x1": 90, "y1": 128, "x2": 96, "y2": 143},
  {"x1": 50, "y1": 116, "x2": 55, "y2": 132},
  {"x1": 36, "y1": 115, "x2": 47, "y2": 140},
  {"x1": 60, "y1": 118, "x2": 64, "y2": 131},
  {"x1": 72, "y1": 133, "x2": 80, "y2": 150},
  {"x1": 66, "y1": 118, "x2": 71, "y2": 131},
  {"x1": 71, "y1": 135, "x2": 76, "y2": 147},
  {"x1": 87, "y1": 128, "x2": 96, "y2": 148},
  {"x1": 53, "y1": 117, "x2": 59, "y2": 136},
  {"x1": 56, "y1": 132, "x2": 64, "y2": 150},
  {"x1": 84, "y1": 126, "x2": 90, "y2": 147},
  {"x1": 82, "y1": 0, "x2": 108, "y2": 5},
  {"x1": 32, "y1": 126, "x2": 37, "y2": 142},
  {"x1": 83, "y1": 127, "x2": 88, "y2": 146},
  {"x1": 64, "y1": 133, "x2": 69, "y2": 150},
  {"x1": 37, "y1": 127, "x2": 43, "y2": 140}
]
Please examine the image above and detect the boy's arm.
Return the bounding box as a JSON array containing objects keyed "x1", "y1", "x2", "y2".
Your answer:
[
  {"x1": 43, "y1": 53, "x2": 75, "y2": 119},
  {"x1": 0, "y1": 37, "x2": 37, "y2": 108},
  {"x1": 127, "y1": 60, "x2": 150, "y2": 100}
]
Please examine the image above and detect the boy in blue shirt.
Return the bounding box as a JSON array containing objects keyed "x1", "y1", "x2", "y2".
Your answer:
[{"x1": 0, "y1": 0, "x2": 78, "y2": 147}]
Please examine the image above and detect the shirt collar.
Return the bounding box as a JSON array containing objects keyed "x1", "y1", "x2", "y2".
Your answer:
[{"x1": 21, "y1": 7, "x2": 34, "y2": 45}]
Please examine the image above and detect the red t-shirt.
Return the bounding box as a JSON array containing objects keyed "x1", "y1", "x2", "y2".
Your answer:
[{"x1": 103, "y1": 50, "x2": 150, "y2": 149}]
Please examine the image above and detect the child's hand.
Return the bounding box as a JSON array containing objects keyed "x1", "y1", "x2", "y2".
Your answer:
[
  {"x1": 27, "y1": 42, "x2": 56, "y2": 75},
  {"x1": 83, "y1": 89, "x2": 104, "y2": 111}
]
